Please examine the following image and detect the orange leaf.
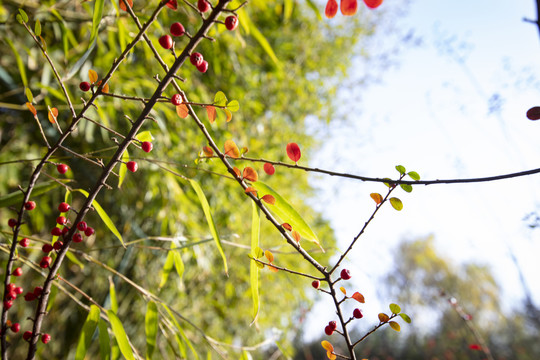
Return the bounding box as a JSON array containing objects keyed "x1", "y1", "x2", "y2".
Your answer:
[
  {"x1": 225, "y1": 109, "x2": 232, "y2": 122},
  {"x1": 240, "y1": 146, "x2": 249, "y2": 155},
  {"x1": 232, "y1": 167, "x2": 241, "y2": 178},
  {"x1": 176, "y1": 104, "x2": 189, "y2": 118},
  {"x1": 340, "y1": 286, "x2": 346, "y2": 295},
  {"x1": 206, "y1": 106, "x2": 216, "y2": 123},
  {"x1": 119, "y1": 0, "x2": 133, "y2": 11},
  {"x1": 378, "y1": 313, "x2": 389, "y2": 322},
  {"x1": 48, "y1": 107, "x2": 58, "y2": 124},
  {"x1": 263, "y1": 163, "x2": 275, "y2": 175},
  {"x1": 165, "y1": 0, "x2": 177, "y2": 9},
  {"x1": 352, "y1": 292, "x2": 365, "y2": 303},
  {"x1": 282, "y1": 223, "x2": 292, "y2": 231},
  {"x1": 243, "y1": 167, "x2": 258, "y2": 182},
  {"x1": 268, "y1": 265, "x2": 279, "y2": 273},
  {"x1": 224, "y1": 140, "x2": 240, "y2": 158},
  {"x1": 245, "y1": 187, "x2": 258, "y2": 196},
  {"x1": 88, "y1": 69, "x2": 98, "y2": 84},
  {"x1": 364, "y1": 0, "x2": 383, "y2": 9},
  {"x1": 261, "y1": 194, "x2": 275, "y2": 205},
  {"x1": 340, "y1": 0, "x2": 358, "y2": 15},
  {"x1": 321, "y1": 340, "x2": 334, "y2": 352},
  {"x1": 264, "y1": 250, "x2": 274, "y2": 263},
  {"x1": 327, "y1": 352, "x2": 336, "y2": 360},
  {"x1": 370, "y1": 193, "x2": 383, "y2": 204},
  {"x1": 325, "y1": 0, "x2": 338, "y2": 18},
  {"x1": 291, "y1": 230, "x2": 300, "y2": 242},
  {"x1": 26, "y1": 102, "x2": 37, "y2": 116},
  {"x1": 202, "y1": 146, "x2": 213, "y2": 157},
  {"x1": 286, "y1": 142, "x2": 301, "y2": 163},
  {"x1": 102, "y1": 83, "x2": 109, "y2": 94}
]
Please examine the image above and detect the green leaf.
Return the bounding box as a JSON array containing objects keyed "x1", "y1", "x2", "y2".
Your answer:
[
  {"x1": 107, "y1": 310, "x2": 135, "y2": 360},
  {"x1": 250, "y1": 201, "x2": 260, "y2": 325},
  {"x1": 74, "y1": 189, "x2": 124, "y2": 247},
  {"x1": 382, "y1": 178, "x2": 393, "y2": 188},
  {"x1": 25, "y1": 87, "x2": 33, "y2": 103},
  {"x1": 98, "y1": 318, "x2": 111, "y2": 360},
  {"x1": 189, "y1": 179, "x2": 228, "y2": 275},
  {"x1": 66, "y1": 251, "x2": 85, "y2": 269},
  {"x1": 162, "y1": 305, "x2": 198, "y2": 359},
  {"x1": 109, "y1": 278, "x2": 118, "y2": 314},
  {"x1": 242, "y1": 11, "x2": 281, "y2": 68},
  {"x1": 255, "y1": 181, "x2": 321, "y2": 249},
  {"x1": 118, "y1": 149, "x2": 129, "y2": 189},
  {"x1": 159, "y1": 247, "x2": 175, "y2": 289},
  {"x1": 395, "y1": 165, "x2": 406, "y2": 175},
  {"x1": 304, "y1": 0, "x2": 322, "y2": 20},
  {"x1": 389, "y1": 321, "x2": 401, "y2": 332},
  {"x1": 135, "y1": 131, "x2": 153, "y2": 142},
  {"x1": 34, "y1": 19, "x2": 41, "y2": 36},
  {"x1": 399, "y1": 313, "x2": 412, "y2": 323},
  {"x1": 227, "y1": 100, "x2": 240, "y2": 112},
  {"x1": 390, "y1": 197, "x2": 403, "y2": 211},
  {"x1": 171, "y1": 241, "x2": 184, "y2": 279},
  {"x1": 408, "y1": 171, "x2": 421, "y2": 181},
  {"x1": 90, "y1": 0, "x2": 105, "y2": 47},
  {"x1": 0, "y1": 180, "x2": 67, "y2": 208},
  {"x1": 400, "y1": 184, "x2": 413, "y2": 193},
  {"x1": 46, "y1": 285, "x2": 57, "y2": 312},
  {"x1": 283, "y1": 0, "x2": 294, "y2": 21},
  {"x1": 75, "y1": 305, "x2": 101, "y2": 360},
  {"x1": 16, "y1": 14, "x2": 23, "y2": 24},
  {"x1": 389, "y1": 303, "x2": 401, "y2": 314},
  {"x1": 214, "y1": 91, "x2": 227, "y2": 106},
  {"x1": 18, "y1": 8, "x2": 28, "y2": 22},
  {"x1": 145, "y1": 301, "x2": 158, "y2": 360},
  {"x1": 5, "y1": 38, "x2": 28, "y2": 87}
]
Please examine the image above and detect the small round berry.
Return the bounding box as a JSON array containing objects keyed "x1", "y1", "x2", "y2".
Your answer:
[
  {"x1": 158, "y1": 34, "x2": 173, "y2": 50},
  {"x1": 190, "y1": 52, "x2": 204, "y2": 67},
  {"x1": 73, "y1": 233, "x2": 83, "y2": 243},
  {"x1": 311, "y1": 280, "x2": 320, "y2": 289},
  {"x1": 196, "y1": 60, "x2": 209, "y2": 73},
  {"x1": 57, "y1": 164, "x2": 69, "y2": 174},
  {"x1": 10, "y1": 323, "x2": 20, "y2": 333},
  {"x1": 62, "y1": 226, "x2": 70, "y2": 236},
  {"x1": 225, "y1": 15, "x2": 238, "y2": 31},
  {"x1": 19, "y1": 238, "x2": 30, "y2": 248},
  {"x1": 141, "y1": 141, "x2": 153, "y2": 153},
  {"x1": 3, "y1": 300, "x2": 13, "y2": 310},
  {"x1": 126, "y1": 161, "x2": 138, "y2": 173},
  {"x1": 33, "y1": 286, "x2": 43, "y2": 297},
  {"x1": 79, "y1": 82, "x2": 91, "y2": 92},
  {"x1": 7, "y1": 284, "x2": 16, "y2": 292},
  {"x1": 24, "y1": 292, "x2": 36, "y2": 301},
  {"x1": 42, "y1": 244, "x2": 53, "y2": 253},
  {"x1": 24, "y1": 201, "x2": 36, "y2": 211},
  {"x1": 324, "y1": 325, "x2": 334, "y2": 336},
  {"x1": 53, "y1": 241, "x2": 63, "y2": 251},
  {"x1": 197, "y1": 0, "x2": 210, "y2": 12},
  {"x1": 170, "y1": 22, "x2": 185, "y2": 37},
  {"x1": 41, "y1": 333, "x2": 51, "y2": 344},
  {"x1": 56, "y1": 216, "x2": 67, "y2": 225},
  {"x1": 171, "y1": 94, "x2": 183, "y2": 106},
  {"x1": 12, "y1": 267, "x2": 22, "y2": 277},
  {"x1": 58, "y1": 202, "x2": 70, "y2": 213},
  {"x1": 5, "y1": 291, "x2": 17, "y2": 301},
  {"x1": 84, "y1": 227, "x2": 95, "y2": 237},
  {"x1": 23, "y1": 331, "x2": 32, "y2": 341},
  {"x1": 8, "y1": 219, "x2": 18, "y2": 228},
  {"x1": 77, "y1": 222, "x2": 87, "y2": 231},
  {"x1": 14, "y1": 287, "x2": 23, "y2": 295},
  {"x1": 40, "y1": 256, "x2": 52, "y2": 269},
  {"x1": 51, "y1": 227, "x2": 62, "y2": 237},
  {"x1": 328, "y1": 321, "x2": 337, "y2": 330},
  {"x1": 353, "y1": 308, "x2": 363, "y2": 319},
  {"x1": 340, "y1": 268, "x2": 351, "y2": 280}
]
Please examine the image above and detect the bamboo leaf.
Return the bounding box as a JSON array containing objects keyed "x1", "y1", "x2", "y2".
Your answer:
[
  {"x1": 162, "y1": 305, "x2": 198, "y2": 359},
  {"x1": 34, "y1": 20, "x2": 41, "y2": 36},
  {"x1": 109, "y1": 278, "x2": 118, "y2": 314},
  {"x1": 118, "y1": 149, "x2": 129, "y2": 188},
  {"x1": 250, "y1": 201, "x2": 260, "y2": 325},
  {"x1": 98, "y1": 318, "x2": 111, "y2": 360},
  {"x1": 135, "y1": 131, "x2": 153, "y2": 142},
  {"x1": 145, "y1": 301, "x2": 158, "y2": 360},
  {"x1": 241, "y1": 11, "x2": 281, "y2": 67},
  {"x1": 65, "y1": 251, "x2": 84, "y2": 269},
  {"x1": 159, "y1": 248, "x2": 175, "y2": 289},
  {"x1": 5, "y1": 38, "x2": 28, "y2": 87},
  {"x1": 75, "y1": 305, "x2": 101, "y2": 360},
  {"x1": 90, "y1": 0, "x2": 105, "y2": 49},
  {"x1": 107, "y1": 310, "x2": 135, "y2": 360},
  {"x1": 170, "y1": 242, "x2": 184, "y2": 279}
]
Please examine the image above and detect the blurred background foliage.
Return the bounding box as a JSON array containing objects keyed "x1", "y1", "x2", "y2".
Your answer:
[{"x1": 0, "y1": 0, "x2": 378, "y2": 358}]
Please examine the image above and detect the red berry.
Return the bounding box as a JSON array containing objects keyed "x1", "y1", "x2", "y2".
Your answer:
[
  {"x1": 10, "y1": 323, "x2": 20, "y2": 333},
  {"x1": 12, "y1": 267, "x2": 22, "y2": 277},
  {"x1": 24, "y1": 292, "x2": 36, "y2": 301},
  {"x1": 159, "y1": 35, "x2": 173, "y2": 49},
  {"x1": 79, "y1": 81, "x2": 91, "y2": 92},
  {"x1": 324, "y1": 325, "x2": 334, "y2": 336},
  {"x1": 170, "y1": 22, "x2": 185, "y2": 37},
  {"x1": 340, "y1": 268, "x2": 351, "y2": 280},
  {"x1": 312, "y1": 280, "x2": 320, "y2": 289},
  {"x1": 24, "y1": 201, "x2": 36, "y2": 211},
  {"x1": 58, "y1": 202, "x2": 70, "y2": 213},
  {"x1": 141, "y1": 141, "x2": 153, "y2": 153},
  {"x1": 62, "y1": 226, "x2": 70, "y2": 235},
  {"x1": 171, "y1": 94, "x2": 183, "y2": 106},
  {"x1": 197, "y1": 0, "x2": 210, "y2": 12},
  {"x1": 165, "y1": 0, "x2": 177, "y2": 9},
  {"x1": 190, "y1": 52, "x2": 204, "y2": 67},
  {"x1": 3, "y1": 300, "x2": 13, "y2": 310},
  {"x1": 328, "y1": 321, "x2": 337, "y2": 330},
  {"x1": 8, "y1": 219, "x2": 18, "y2": 228},
  {"x1": 197, "y1": 60, "x2": 209, "y2": 73},
  {"x1": 84, "y1": 227, "x2": 95, "y2": 237},
  {"x1": 73, "y1": 233, "x2": 83, "y2": 243},
  {"x1": 225, "y1": 15, "x2": 238, "y2": 31},
  {"x1": 51, "y1": 227, "x2": 62, "y2": 236},
  {"x1": 33, "y1": 287, "x2": 43, "y2": 297},
  {"x1": 57, "y1": 164, "x2": 69, "y2": 174},
  {"x1": 40, "y1": 256, "x2": 52, "y2": 269},
  {"x1": 14, "y1": 287, "x2": 23, "y2": 295},
  {"x1": 42, "y1": 244, "x2": 53, "y2": 253},
  {"x1": 23, "y1": 331, "x2": 32, "y2": 341},
  {"x1": 19, "y1": 238, "x2": 29, "y2": 247},
  {"x1": 7, "y1": 284, "x2": 16, "y2": 292},
  {"x1": 126, "y1": 161, "x2": 138, "y2": 172},
  {"x1": 5, "y1": 291, "x2": 17, "y2": 301},
  {"x1": 353, "y1": 308, "x2": 363, "y2": 319},
  {"x1": 77, "y1": 222, "x2": 87, "y2": 231},
  {"x1": 56, "y1": 216, "x2": 67, "y2": 225},
  {"x1": 41, "y1": 333, "x2": 51, "y2": 344},
  {"x1": 53, "y1": 241, "x2": 63, "y2": 251}
]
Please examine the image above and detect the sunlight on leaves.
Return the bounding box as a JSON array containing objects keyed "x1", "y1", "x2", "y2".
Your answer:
[
  {"x1": 243, "y1": 167, "x2": 258, "y2": 182},
  {"x1": 176, "y1": 104, "x2": 189, "y2": 118},
  {"x1": 88, "y1": 69, "x2": 98, "y2": 84},
  {"x1": 224, "y1": 140, "x2": 240, "y2": 158}
]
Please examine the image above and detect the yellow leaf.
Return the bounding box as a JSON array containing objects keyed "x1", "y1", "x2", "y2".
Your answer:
[
  {"x1": 176, "y1": 104, "x2": 189, "y2": 118},
  {"x1": 48, "y1": 107, "x2": 58, "y2": 124},
  {"x1": 224, "y1": 140, "x2": 240, "y2": 158},
  {"x1": 389, "y1": 321, "x2": 401, "y2": 332},
  {"x1": 225, "y1": 109, "x2": 232, "y2": 122},
  {"x1": 370, "y1": 193, "x2": 383, "y2": 205},
  {"x1": 321, "y1": 340, "x2": 334, "y2": 352},
  {"x1": 88, "y1": 69, "x2": 98, "y2": 83},
  {"x1": 264, "y1": 250, "x2": 274, "y2": 263},
  {"x1": 340, "y1": 287, "x2": 346, "y2": 295},
  {"x1": 26, "y1": 102, "x2": 37, "y2": 116},
  {"x1": 378, "y1": 313, "x2": 389, "y2": 322}
]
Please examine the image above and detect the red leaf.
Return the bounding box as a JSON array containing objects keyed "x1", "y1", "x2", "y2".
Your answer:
[
  {"x1": 206, "y1": 106, "x2": 216, "y2": 123},
  {"x1": 282, "y1": 223, "x2": 292, "y2": 231},
  {"x1": 119, "y1": 0, "x2": 133, "y2": 11},
  {"x1": 263, "y1": 162, "x2": 275, "y2": 175},
  {"x1": 526, "y1": 106, "x2": 540, "y2": 120},
  {"x1": 363, "y1": 0, "x2": 383, "y2": 9},
  {"x1": 340, "y1": 0, "x2": 358, "y2": 15},
  {"x1": 243, "y1": 167, "x2": 258, "y2": 182},
  {"x1": 291, "y1": 230, "x2": 301, "y2": 242},
  {"x1": 166, "y1": 0, "x2": 177, "y2": 9},
  {"x1": 351, "y1": 292, "x2": 365, "y2": 303},
  {"x1": 469, "y1": 344, "x2": 482, "y2": 351},
  {"x1": 261, "y1": 194, "x2": 275, "y2": 205},
  {"x1": 286, "y1": 143, "x2": 301, "y2": 163},
  {"x1": 245, "y1": 187, "x2": 258, "y2": 195},
  {"x1": 325, "y1": 0, "x2": 338, "y2": 18},
  {"x1": 202, "y1": 146, "x2": 213, "y2": 157},
  {"x1": 176, "y1": 104, "x2": 189, "y2": 118}
]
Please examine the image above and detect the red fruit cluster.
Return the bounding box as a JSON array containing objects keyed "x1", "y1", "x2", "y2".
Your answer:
[
  {"x1": 19, "y1": 238, "x2": 30, "y2": 247},
  {"x1": 58, "y1": 202, "x2": 70, "y2": 213},
  {"x1": 324, "y1": 320, "x2": 337, "y2": 335},
  {"x1": 190, "y1": 52, "x2": 209, "y2": 73},
  {"x1": 8, "y1": 218, "x2": 17, "y2": 228}
]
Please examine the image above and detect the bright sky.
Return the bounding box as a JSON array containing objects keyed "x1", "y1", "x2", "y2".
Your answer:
[{"x1": 304, "y1": 0, "x2": 540, "y2": 340}]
